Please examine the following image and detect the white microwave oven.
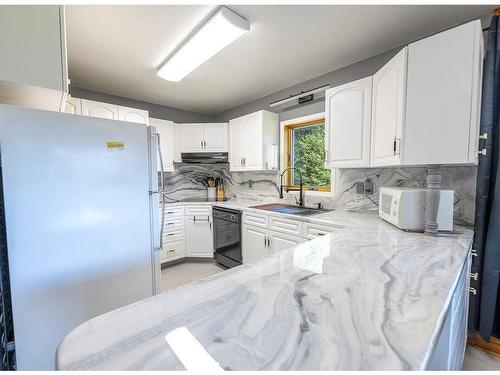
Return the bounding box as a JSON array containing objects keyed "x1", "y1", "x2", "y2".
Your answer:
[{"x1": 379, "y1": 187, "x2": 454, "y2": 232}]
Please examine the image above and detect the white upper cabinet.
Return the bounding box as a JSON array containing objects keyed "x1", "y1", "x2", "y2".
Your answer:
[
  {"x1": 177, "y1": 123, "x2": 228, "y2": 153},
  {"x1": 228, "y1": 110, "x2": 279, "y2": 172},
  {"x1": 228, "y1": 118, "x2": 244, "y2": 171},
  {"x1": 179, "y1": 124, "x2": 205, "y2": 152},
  {"x1": 118, "y1": 106, "x2": 149, "y2": 125},
  {"x1": 64, "y1": 96, "x2": 81, "y2": 115},
  {"x1": 150, "y1": 118, "x2": 175, "y2": 172},
  {"x1": 404, "y1": 20, "x2": 483, "y2": 166},
  {"x1": 203, "y1": 123, "x2": 228, "y2": 152},
  {"x1": 0, "y1": 5, "x2": 68, "y2": 111},
  {"x1": 325, "y1": 76, "x2": 372, "y2": 168},
  {"x1": 81, "y1": 99, "x2": 119, "y2": 120},
  {"x1": 79, "y1": 99, "x2": 150, "y2": 125},
  {"x1": 370, "y1": 47, "x2": 408, "y2": 167}
]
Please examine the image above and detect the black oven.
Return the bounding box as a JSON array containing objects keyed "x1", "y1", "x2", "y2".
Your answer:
[{"x1": 212, "y1": 206, "x2": 242, "y2": 269}]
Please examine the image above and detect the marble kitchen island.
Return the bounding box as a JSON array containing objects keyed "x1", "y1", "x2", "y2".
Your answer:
[{"x1": 56, "y1": 210, "x2": 473, "y2": 371}]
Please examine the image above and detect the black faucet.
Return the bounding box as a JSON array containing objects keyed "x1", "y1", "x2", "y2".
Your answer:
[{"x1": 279, "y1": 167, "x2": 304, "y2": 207}]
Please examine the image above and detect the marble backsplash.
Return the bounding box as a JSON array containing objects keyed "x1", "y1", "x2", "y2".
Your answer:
[{"x1": 162, "y1": 163, "x2": 477, "y2": 227}]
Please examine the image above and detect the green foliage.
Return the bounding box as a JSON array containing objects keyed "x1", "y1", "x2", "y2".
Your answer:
[{"x1": 292, "y1": 124, "x2": 331, "y2": 188}]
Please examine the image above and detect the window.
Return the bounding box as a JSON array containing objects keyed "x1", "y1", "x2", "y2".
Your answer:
[{"x1": 284, "y1": 117, "x2": 331, "y2": 192}]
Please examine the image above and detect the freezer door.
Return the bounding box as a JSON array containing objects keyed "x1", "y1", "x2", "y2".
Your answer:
[
  {"x1": 0, "y1": 104, "x2": 155, "y2": 370},
  {"x1": 147, "y1": 125, "x2": 162, "y2": 295}
]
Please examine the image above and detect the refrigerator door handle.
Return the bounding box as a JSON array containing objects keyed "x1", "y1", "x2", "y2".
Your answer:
[
  {"x1": 159, "y1": 193, "x2": 166, "y2": 250},
  {"x1": 156, "y1": 133, "x2": 165, "y2": 192}
]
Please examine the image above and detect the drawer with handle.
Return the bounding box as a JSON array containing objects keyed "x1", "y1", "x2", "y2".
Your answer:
[
  {"x1": 162, "y1": 227, "x2": 184, "y2": 243},
  {"x1": 163, "y1": 219, "x2": 184, "y2": 233},
  {"x1": 184, "y1": 205, "x2": 212, "y2": 216},
  {"x1": 302, "y1": 222, "x2": 339, "y2": 240},
  {"x1": 243, "y1": 211, "x2": 269, "y2": 228},
  {"x1": 161, "y1": 239, "x2": 185, "y2": 260},
  {"x1": 269, "y1": 216, "x2": 302, "y2": 235},
  {"x1": 163, "y1": 206, "x2": 184, "y2": 218}
]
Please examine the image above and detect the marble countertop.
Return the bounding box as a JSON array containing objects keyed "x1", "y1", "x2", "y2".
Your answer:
[{"x1": 56, "y1": 206, "x2": 473, "y2": 371}]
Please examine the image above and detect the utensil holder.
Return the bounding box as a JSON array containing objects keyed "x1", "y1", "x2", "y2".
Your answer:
[{"x1": 207, "y1": 187, "x2": 216, "y2": 199}]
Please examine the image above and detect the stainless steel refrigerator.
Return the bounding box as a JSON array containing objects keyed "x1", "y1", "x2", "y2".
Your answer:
[{"x1": 0, "y1": 103, "x2": 162, "y2": 369}]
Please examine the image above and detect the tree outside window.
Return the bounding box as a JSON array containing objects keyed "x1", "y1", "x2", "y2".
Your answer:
[{"x1": 284, "y1": 118, "x2": 331, "y2": 192}]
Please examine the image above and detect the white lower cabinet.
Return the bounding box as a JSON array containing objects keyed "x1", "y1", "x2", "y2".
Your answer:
[
  {"x1": 242, "y1": 224, "x2": 269, "y2": 263},
  {"x1": 242, "y1": 212, "x2": 338, "y2": 263},
  {"x1": 269, "y1": 231, "x2": 303, "y2": 253},
  {"x1": 161, "y1": 239, "x2": 185, "y2": 261},
  {"x1": 426, "y1": 252, "x2": 472, "y2": 370},
  {"x1": 160, "y1": 206, "x2": 185, "y2": 263},
  {"x1": 185, "y1": 206, "x2": 214, "y2": 258}
]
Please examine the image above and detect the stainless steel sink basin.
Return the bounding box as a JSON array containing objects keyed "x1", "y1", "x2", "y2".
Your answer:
[{"x1": 250, "y1": 203, "x2": 332, "y2": 216}]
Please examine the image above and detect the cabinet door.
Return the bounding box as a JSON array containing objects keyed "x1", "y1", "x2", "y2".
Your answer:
[
  {"x1": 203, "y1": 123, "x2": 228, "y2": 152},
  {"x1": 242, "y1": 113, "x2": 263, "y2": 170},
  {"x1": 405, "y1": 21, "x2": 483, "y2": 165},
  {"x1": 242, "y1": 225, "x2": 268, "y2": 263},
  {"x1": 64, "y1": 96, "x2": 81, "y2": 115},
  {"x1": 179, "y1": 124, "x2": 204, "y2": 152},
  {"x1": 228, "y1": 119, "x2": 244, "y2": 171},
  {"x1": 81, "y1": 99, "x2": 119, "y2": 120},
  {"x1": 117, "y1": 106, "x2": 149, "y2": 125},
  {"x1": 269, "y1": 231, "x2": 302, "y2": 255},
  {"x1": 185, "y1": 216, "x2": 213, "y2": 257},
  {"x1": 370, "y1": 47, "x2": 407, "y2": 167},
  {"x1": 0, "y1": 6, "x2": 67, "y2": 92},
  {"x1": 151, "y1": 118, "x2": 175, "y2": 172},
  {"x1": 326, "y1": 77, "x2": 372, "y2": 168}
]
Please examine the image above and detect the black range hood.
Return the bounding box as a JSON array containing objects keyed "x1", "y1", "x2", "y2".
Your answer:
[{"x1": 180, "y1": 152, "x2": 229, "y2": 164}]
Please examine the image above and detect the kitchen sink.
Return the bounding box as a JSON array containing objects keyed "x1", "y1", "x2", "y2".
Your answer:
[{"x1": 250, "y1": 203, "x2": 332, "y2": 216}]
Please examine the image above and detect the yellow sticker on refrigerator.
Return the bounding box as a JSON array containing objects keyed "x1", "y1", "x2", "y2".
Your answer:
[{"x1": 106, "y1": 141, "x2": 124, "y2": 150}]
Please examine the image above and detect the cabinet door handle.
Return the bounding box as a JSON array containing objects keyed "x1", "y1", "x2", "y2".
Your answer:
[
  {"x1": 167, "y1": 249, "x2": 175, "y2": 253},
  {"x1": 393, "y1": 138, "x2": 401, "y2": 156},
  {"x1": 201, "y1": 140, "x2": 203, "y2": 148}
]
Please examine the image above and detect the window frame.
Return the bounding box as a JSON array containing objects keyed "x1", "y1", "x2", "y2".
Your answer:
[{"x1": 282, "y1": 115, "x2": 331, "y2": 193}]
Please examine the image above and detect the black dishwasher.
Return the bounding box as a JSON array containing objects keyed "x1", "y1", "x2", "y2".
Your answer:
[{"x1": 212, "y1": 206, "x2": 242, "y2": 269}]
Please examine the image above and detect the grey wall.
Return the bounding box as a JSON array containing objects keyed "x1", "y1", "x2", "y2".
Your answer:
[
  {"x1": 214, "y1": 47, "x2": 400, "y2": 122},
  {"x1": 71, "y1": 87, "x2": 215, "y2": 123}
]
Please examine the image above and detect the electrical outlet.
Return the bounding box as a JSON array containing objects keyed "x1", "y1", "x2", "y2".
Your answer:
[
  {"x1": 355, "y1": 182, "x2": 365, "y2": 194},
  {"x1": 354, "y1": 179, "x2": 374, "y2": 195},
  {"x1": 364, "y1": 178, "x2": 373, "y2": 195}
]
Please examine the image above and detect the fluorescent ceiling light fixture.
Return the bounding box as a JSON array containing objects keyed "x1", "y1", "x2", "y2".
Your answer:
[{"x1": 157, "y1": 7, "x2": 250, "y2": 82}]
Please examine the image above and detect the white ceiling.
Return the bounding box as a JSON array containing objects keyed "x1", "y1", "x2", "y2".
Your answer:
[{"x1": 66, "y1": 5, "x2": 493, "y2": 115}]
